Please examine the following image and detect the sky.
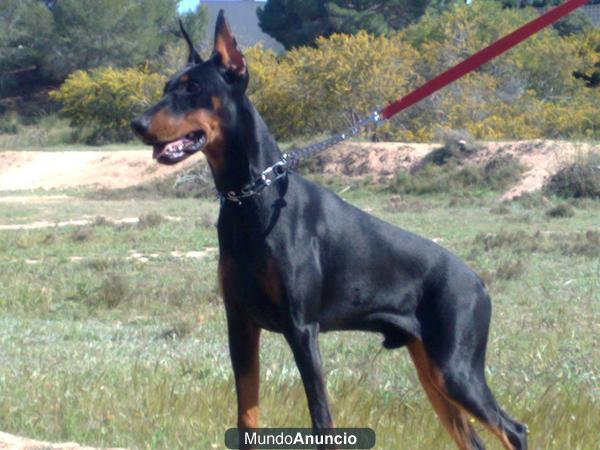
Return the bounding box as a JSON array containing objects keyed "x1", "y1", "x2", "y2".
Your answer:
[
  {"x1": 178, "y1": 0, "x2": 199, "y2": 12},
  {"x1": 178, "y1": 0, "x2": 266, "y2": 13}
]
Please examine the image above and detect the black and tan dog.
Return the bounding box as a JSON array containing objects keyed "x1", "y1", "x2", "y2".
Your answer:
[{"x1": 131, "y1": 12, "x2": 527, "y2": 450}]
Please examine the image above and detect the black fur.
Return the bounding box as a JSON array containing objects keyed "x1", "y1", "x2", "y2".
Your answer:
[{"x1": 132, "y1": 12, "x2": 528, "y2": 450}]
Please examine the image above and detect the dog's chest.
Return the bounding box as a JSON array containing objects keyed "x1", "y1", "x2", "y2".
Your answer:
[{"x1": 219, "y1": 253, "x2": 285, "y2": 331}]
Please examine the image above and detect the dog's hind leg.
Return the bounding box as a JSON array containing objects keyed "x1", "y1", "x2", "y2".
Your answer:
[
  {"x1": 408, "y1": 341, "x2": 485, "y2": 450},
  {"x1": 441, "y1": 369, "x2": 528, "y2": 450},
  {"x1": 416, "y1": 286, "x2": 527, "y2": 450}
]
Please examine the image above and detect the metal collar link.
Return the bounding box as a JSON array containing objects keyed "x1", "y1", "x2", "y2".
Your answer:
[
  {"x1": 222, "y1": 158, "x2": 290, "y2": 204},
  {"x1": 220, "y1": 110, "x2": 384, "y2": 204}
]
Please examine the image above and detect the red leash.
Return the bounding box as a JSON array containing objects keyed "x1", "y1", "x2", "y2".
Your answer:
[
  {"x1": 281, "y1": 0, "x2": 588, "y2": 175},
  {"x1": 379, "y1": 0, "x2": 589, "y2": 120}
]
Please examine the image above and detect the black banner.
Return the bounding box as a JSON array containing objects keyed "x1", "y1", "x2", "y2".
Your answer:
[{"x1": 224, "y1": 428, "x2": 376, "y2": 449}]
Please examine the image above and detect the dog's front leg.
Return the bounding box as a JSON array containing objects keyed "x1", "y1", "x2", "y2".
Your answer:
[
  {"x1": 226, "y1": 308, "x2": 261, "y2": 432},
  {"x1": 285, "y1": 322, "x2": 336, "y2": 445}
]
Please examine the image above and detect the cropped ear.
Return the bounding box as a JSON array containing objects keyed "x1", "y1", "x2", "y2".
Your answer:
[
  {"x1": 213, "y1": 10, "x2": 246, "y2": 77},
  {"x1": 179, "y1": 19, "x2": 203, "y2": 65}
]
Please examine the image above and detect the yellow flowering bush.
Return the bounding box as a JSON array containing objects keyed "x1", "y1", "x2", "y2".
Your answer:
[
  {"x1": 51, "y1": 1, "x2": 598, "y2": 143},
  {"x1": 247, "y1": 1, "x2": 598, "y2": 141},
  {"x1": 50, "y1": 66, "x2": 165, "y2": 143},
  {"x1": 246, "y1": 32, "x2": 420, "y2": 140}
]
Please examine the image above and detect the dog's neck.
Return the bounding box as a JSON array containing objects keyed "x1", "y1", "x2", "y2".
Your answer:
[
  {"x1": 213, "y1": 96, "x2": 284, "y2": 196},
  {"x1": 214, "y1": 97, "x2": 290, "y2": 251}
]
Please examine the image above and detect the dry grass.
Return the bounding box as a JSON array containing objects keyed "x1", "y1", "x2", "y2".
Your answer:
[
  {"x1": 0, "y1": 190, "x2": 597, "y2": 449},
  {"x1": 546, "y1": 203, "x2": 575, "y2": 218},
  {"x1": 70, "y1": 227, "x2": 93, "y2": 242},
  {"x1": 137, "y1": 212, "x2": 164, "y2": 229}
]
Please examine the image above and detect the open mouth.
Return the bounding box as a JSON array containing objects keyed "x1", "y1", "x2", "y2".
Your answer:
[{"x1": 152, "y1": 131, "x2": 206, "y2": 165}]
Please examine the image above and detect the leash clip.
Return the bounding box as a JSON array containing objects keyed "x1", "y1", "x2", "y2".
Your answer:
[{"x1": 260, "y1": 159, "x2": 289, "y2": 187}]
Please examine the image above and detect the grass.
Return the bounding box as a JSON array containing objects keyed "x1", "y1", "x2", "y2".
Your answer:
[{"x1": 0, "y1": 187, "x2": 598, "y2": 449}]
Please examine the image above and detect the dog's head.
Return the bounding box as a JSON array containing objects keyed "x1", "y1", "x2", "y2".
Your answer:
[{"x1": 131, "y1": 11, "x2": 247, "y2": 168}]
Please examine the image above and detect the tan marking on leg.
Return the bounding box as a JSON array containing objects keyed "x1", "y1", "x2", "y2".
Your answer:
[
  {"x1": 255, "y1": 257, "x2": 282, "y2": 305},
  {"x1": 236, "y1": 326, "x2": 261, "y2": 429},
  {"x1": 484, "y1": 424, "x2": 514, "y2": 450},
  {"x1": 408, "y1": 341, "x2": 477, "y2": 450}
]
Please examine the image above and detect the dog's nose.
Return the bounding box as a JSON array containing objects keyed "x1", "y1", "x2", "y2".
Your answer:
[{"x1": 131, "y1": 116, "x2": 150, "y2": 136}]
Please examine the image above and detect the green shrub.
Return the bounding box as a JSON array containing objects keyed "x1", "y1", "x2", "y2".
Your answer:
[
  {"x1": 546, "y1": 203, "x2": 575, "y2": 218},
  {"x1": 483, "y1": 154, "x2": 527, "y2": 191},
  {"x1": 50, "y1": 66, "x2": 165, "y2": 144},
  {"x1": 426, "y1": 130, "x2": 480, "y2": 165},
  {"x1": 544, "y1": 153, "x2": 600, "y2": 199},
  {"x1": 388, "y1": 152, "x2": 525, "y2": 195},
  {"x1": 0, "y1": 113, "x2": 20, "y2": 134}
]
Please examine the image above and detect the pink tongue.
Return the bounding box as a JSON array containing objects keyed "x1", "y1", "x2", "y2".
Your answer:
[{"x1": 155, "y1": 138, "x2": 191, "y2": 159}]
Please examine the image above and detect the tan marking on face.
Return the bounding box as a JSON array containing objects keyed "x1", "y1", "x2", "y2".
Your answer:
[
  {"x1": 180, "y1": 74, "x2": 189, "y2": 82},
  {"x1": 184, "y1": 108, "x2": 225, "y2": 172},
  {"x1": 146, "y1": 106, "x2": 225, "y2": 172}
]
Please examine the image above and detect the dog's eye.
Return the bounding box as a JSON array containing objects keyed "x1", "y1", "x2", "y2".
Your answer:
[{"x1": 186, "y1": 80, "x2": 202, "y2": 92}]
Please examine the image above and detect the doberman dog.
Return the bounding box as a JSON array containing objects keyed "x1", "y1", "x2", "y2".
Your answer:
[{"x1": 131, "y1": 11, "x2": 528, "y2": 450}]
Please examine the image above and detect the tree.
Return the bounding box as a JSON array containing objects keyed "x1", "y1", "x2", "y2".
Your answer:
[
  {"x1": 0, "y1": 0, "x2": 55, "y2": 94},
  {"x1": 326, "y1": 0, "x2": 435, "y2": 35},
  {"x1": 0, "y1": 0, "x2": 208, "y2": 97},
  {"x1": 257, "y1": 0, "x2": 449, "y2": 49},
  {"x1": 257, "y1": 1, "x2": 330, "y2": 49},
  {"x1": 46, "y1": 0, "x2": 198, "y2": 80}
]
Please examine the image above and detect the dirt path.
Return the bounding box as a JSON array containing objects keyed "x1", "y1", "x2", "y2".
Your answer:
[
  {"x1": 0, "y1": 150, "x2": 201, "y2": 191},
  {"x1": 0, "y1": 431, "x2": 126, "y2": 450},
  {"x1": 314, "y1": 140, "x2": 597, "y2": 199},
  {"x1": 0, "y1": 215, "x2": 183, "y2": 231},
  {"x1": 1, "y1": 141, "x2": 597, "y2": 197}
]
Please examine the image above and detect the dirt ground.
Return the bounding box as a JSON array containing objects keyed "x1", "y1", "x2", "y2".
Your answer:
[
  {"x1": 0, "y1": 149, "x2": 200, "y2": 191},
  {"x1": 314, "y1": 140, "x2": 597, "y2": 199},
  {"x1": 0, "y1": 431, "x2": 126, "y2": 450},
  {"x1": 1, "y1": 141, "x2": 597, "y2": 199}
]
